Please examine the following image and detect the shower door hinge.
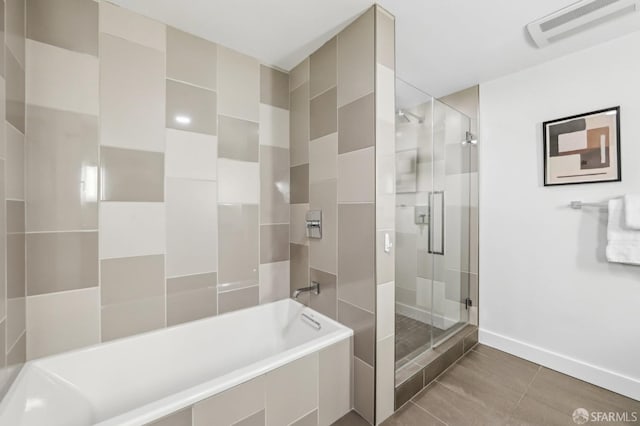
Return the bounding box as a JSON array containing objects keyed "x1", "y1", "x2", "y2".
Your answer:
[{"x1": 464, "y1": 298, "x2": 473, "y2": 310}]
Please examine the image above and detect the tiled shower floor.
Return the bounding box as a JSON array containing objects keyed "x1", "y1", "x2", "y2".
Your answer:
[{"x1": 395, "y1": 314, "x2": 445, "y2": 369}]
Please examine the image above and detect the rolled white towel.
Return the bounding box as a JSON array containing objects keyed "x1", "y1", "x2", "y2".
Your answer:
[
  {"x1": 608, "y1": 199, "x2": 640, "y2": 243},
  {"x1": 606, "y1": 243, "x2": 640, "y2": 266},
  {"x1": 607, "y1": 199, "x2": 640, "y2": 265},
  {"x1": 624, "y1": 194, "x2": 640, "y2": 230}
]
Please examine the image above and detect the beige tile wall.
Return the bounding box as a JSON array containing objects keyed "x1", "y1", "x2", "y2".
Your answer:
[
  {"x1": 22, "y1": 0, "x2": 290, "y2": 360},
  {"x1": 1, "y1": 0, "x2": 26, "y2": 396},
  {"x1": 150, "y1": 338, "x2": 350, "y2": 426},
  {"x1": 288, "y1": 6, "x2": 396, "y2": 425}
]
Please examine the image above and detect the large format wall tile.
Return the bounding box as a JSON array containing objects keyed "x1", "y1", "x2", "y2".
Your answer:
[
  {"x1": 290, "y1": 204, "x2": 309, "y2": 245},
  {"x1": 259, "y1": 104, "x2": 289, "y2": 149},
  {"x1": 0, "y1": 162, "x2": 5, "y2": 320},
  {"x1": 260, "y1": 224, "x2": 289, "y2": 264},
  {"x1": 167, "y1": 272, "x2": 217, "y2": 326},
  {"x1": 217, "y1": 46, "x2": 259, "y2": 122},
  {"x1": 289, "y1": 82, "x2": 309, "y2": 167},
  {"x1": 218, "y1": 285, "x2": 260, "y2": 314},
  {"x1": 289, "y1": 58, "x2": 308, "y2": 92},
  {"x1": 101, "y1": 294, "x2": 165, "y2": 342},
  {"x1": 338, "y1": 301, "x2": 374, "y2": 366},
  {"x1": 166, "y1": 79, "x2": 216, "y2": 136},
  {"x1": 100, "y1": 255, "x2": 165, "y2": 307},
  {"x1": 167, "y1": 27, "x2": 216, "y2": 89},
  {"x1": 217, "y1": 159, "x2": 259, "y2": 204},
  {"x1": 26, "y1": 40, "x2": 98, "y2": 116},
  {"x1": 319, "y1": 339, "x2": 351, "y2": 425},
  {"x1": 309, "y1": 268, "x2": 336, "y2": 320},
  {"x1": 101, "y1": 34, "x2": 165, "y2": 152},
  {"x1": 290, "y1": 164, "x2": 309, "y2": 205},
  {"x1": 99, "y1": 202, "x2": 165, "y2": 259},
  {"x1": 150, "y1": 409, "x2": 192, "y2": 426},
  {"x1": 6, "y1": 297, "x2": 24, "y2": 349},
  {"x1": 26, "y1": 232, "x2": 98, "y2": 296},
  {"x1": 337, "y1": 9, "x2": 374, "y2": 107},
  {"x1": 309, "y1": 180, "x2": 337, "y2": 274},
  {"x1": 376, "y1": 335, "x2": 395, "y2": 422},
  {"x1": 26, "y1": 288, "x2": 99, "y2": 360},
  {"x1": 354, "y1": 356, "x2": 375, "y2": 424},
  {"x1": 338, "y1": 93, "x2": 375, "y2": 154},
  {"x1": 260, "y1": 146, "x2": 289, "y2": 224},
  {"x1": 218, "y1": 285, "x2": 259, "y2": 314},
  {"x1": 6, "y1": 200, "x2": 23, "y2": 234},
  {"x1": 7, "y1": 332, "x2": 26, "y2": 367},
  {"x1": 100, "y1": 146, "x2": 164, "y2": 202},
  {"x1": 26, "y1": 105, "x2": 98, "y2": 232},
  {"x1": 99, "y1": 2, "x2": 165, "y2": 52},
  {"x1": 310, "y1": 37, "x2": 336, "y2": 98},
  {"x1": 5, "y1": 123, "x2": 23, "y2": 199},
  {"x1": 6, "y1": 0, "x2": 25, "y2": 65},
  {"x1": 309, "y1": 133, "x2": 337, "y2": 184},
  {"x1": 337, "y1": 147, "x2": 374, "y2": 203},
  {"x1": 261, "y1": 65, "x2": 289, "y2": 110},
  {"x1": 165, "y1": 128, "x2": 217, "y2": 180},
  {"x1": 100, "y1": 255, "x2": 165, "y2": 341},
  {"x1": 0, "y1": 82, "x2": 6, "y2": 155},
  {"x1": 218, "y1": 115, "x2": 259, "y2": 162},
  {"x1": 218, "y1": 204, "x2": 258, "y2": 285},
  {"x1": 265, "y1": 354, "x2": 318, "y2": 426},
  {"x1": 0, "y1": 6, "x2": 5, "y2": 78},
  {"x1": 337, "y1": 203, "x2": 375, "y2": 312},
  {"x1": 376, "y1": 8, "x2": 395, "y2": 71},
  {"x1": 6, "y1": 49, "x2": 24, "y2": 133},
  {"x1": 193, "y1": 376, "x2": 265, "y2": 425},
  {"x1": 310, "y1": 87, "x2": 336, "y2": 141},
  {"x1": 259, "y1": 261, "x2": 289, "y2": 304},
  {"x1": 166, "y1": 178, "x2": 217, "y2": 277},
  {"x1": 7, "y1": 233, "x2": 24, "y2": 299},
  {"x1": 290, "y1": 243, "x2": 309, "y2": 297},
  {"x1": 26, "y1": 0, "x2": 97, "y2": 56}
]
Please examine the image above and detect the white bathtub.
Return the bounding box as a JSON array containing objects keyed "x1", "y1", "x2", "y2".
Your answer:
[{"x1": 0, "y1": 299, "x2": 353, "y2": 426}]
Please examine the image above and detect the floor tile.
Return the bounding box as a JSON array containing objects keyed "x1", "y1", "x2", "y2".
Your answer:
[
  {"x1": 381, "y1": 403, "x2": 444, "y2": 426},
  {"x1": 332, "y1": 410, "x2": 369, "y2": 426},
  {"x1": 435, "y1": 362, "x2": 523, "y2": 414},
  {"x1": 413, "y1": 381, "x2": 511, "y2": 426},
  {"x1": 526, "y1": 367, "x2": 640, "y2": 416}
]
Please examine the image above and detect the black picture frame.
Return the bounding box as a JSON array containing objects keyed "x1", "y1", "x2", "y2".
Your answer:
[{"x1": 543, "y1": 106, "x2": 621, "y2": 186}]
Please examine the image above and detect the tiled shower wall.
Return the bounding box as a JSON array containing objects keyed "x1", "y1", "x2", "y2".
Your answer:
[
  {"x1": 22, "y1": 0, "x2": 290, "y2": 360},
  {"x1": 288, "y1": 7, "x2": 396, "y2": 425},
  {"x1": 1, "y1": 0, "x2": 27, "y2": 395}
]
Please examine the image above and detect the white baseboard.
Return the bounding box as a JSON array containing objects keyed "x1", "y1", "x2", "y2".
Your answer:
[
  {"x1": 479, "y1": 328, "x2": 640, "y2": 401},
  {"x1": 395, "y1": 302, "x2": 458, "y2": 329}
]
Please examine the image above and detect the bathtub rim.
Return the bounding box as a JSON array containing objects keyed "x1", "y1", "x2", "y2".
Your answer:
[{"x1": 1, "y1": 299, "x2": 353, "y2": 426}]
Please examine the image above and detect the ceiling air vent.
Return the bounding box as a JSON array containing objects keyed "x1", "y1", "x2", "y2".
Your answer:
[{"x1": 527, "y1": 0, "x2": 639, "y2": 48}]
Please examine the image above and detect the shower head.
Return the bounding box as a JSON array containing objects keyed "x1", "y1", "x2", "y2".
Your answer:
[{"x1": 396, "y1": 109, "x2": 425, "y2": 124}]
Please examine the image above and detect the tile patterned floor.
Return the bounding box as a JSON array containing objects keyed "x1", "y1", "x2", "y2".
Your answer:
[
  {"x1": 395, "y1": 314, "x2": 445, "y2": 369},
  {"x1": 334, "y1": 344, "x2": 640, "y2": 425}
]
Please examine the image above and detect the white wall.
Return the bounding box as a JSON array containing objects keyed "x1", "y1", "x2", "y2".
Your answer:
[{"x1": 479, "y1": 31, "x2": 640, "y2": 400}]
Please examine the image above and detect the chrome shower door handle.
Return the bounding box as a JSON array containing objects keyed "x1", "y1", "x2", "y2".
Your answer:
[{"x1": 428, "y1": 191, "x2": 445, "y2": 256}]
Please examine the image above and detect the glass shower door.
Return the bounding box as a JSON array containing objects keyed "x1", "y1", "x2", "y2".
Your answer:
[
  {"x1": 394, "y1": 78, "x2": 474, "y2": 379},
  {"x1": 431, "y1": 99, "x2": 472, "y2": 345}
]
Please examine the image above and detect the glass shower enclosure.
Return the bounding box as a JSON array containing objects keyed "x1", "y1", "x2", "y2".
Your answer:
[{"x1": 394, "y1": 78, "x2": 476, "y2": 374}]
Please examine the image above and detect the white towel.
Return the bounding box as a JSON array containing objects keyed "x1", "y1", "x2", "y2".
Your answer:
[
  {"x1": 624, "y1": 194, "x2": 640, "y2": 230},
  {"x1": 606, "y1": 199, "x2": 640, "y2": 265}
]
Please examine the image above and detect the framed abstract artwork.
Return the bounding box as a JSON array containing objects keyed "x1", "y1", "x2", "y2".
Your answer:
[{"x1": 543, "y1": 106, "x2": 621, "y2": 186}]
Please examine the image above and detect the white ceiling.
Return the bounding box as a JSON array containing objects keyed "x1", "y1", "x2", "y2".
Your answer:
[{"x1": 110, "y1": 0, "x2": 640, "y2": 97}]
